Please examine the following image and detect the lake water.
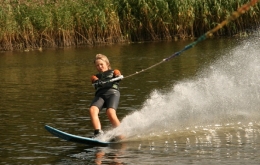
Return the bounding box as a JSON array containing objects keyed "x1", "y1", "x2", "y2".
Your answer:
[{"x1": 0, "y1": 36, "x2": 260, "y2": 164}]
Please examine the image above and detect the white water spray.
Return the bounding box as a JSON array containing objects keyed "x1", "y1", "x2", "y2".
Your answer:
[{"x1": 103, "y1": 37, "x2": 260, "y2": 140}]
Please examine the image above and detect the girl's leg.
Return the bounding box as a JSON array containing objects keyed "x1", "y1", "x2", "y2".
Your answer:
[
  {"x1": 89, "y1": 106, "x2": 101, "y2": 130},
  {"x1": 106, "y1": 108, "x2": 120, "y2": 127}
]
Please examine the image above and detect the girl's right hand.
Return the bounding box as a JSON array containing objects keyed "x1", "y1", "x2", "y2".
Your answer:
[{"x1": 91, "y1": 75, "x2": 99, "y2": 83}]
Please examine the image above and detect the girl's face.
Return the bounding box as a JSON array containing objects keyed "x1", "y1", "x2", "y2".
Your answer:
[{"x1": 95, "y1": 59, "x2": 109, "y2": 72}]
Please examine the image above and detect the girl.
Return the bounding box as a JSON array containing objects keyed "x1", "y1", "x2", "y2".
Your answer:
[{"x1": 90, "y1": 54, "x2": 122, "y2": 138}]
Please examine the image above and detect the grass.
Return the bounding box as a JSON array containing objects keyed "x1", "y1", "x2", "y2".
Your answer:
[{"x1": 0, "y1": 0, "x2": 259, "y2": 51}]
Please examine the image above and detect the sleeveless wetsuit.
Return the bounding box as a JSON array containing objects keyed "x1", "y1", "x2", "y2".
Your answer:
[{"x1": 90, "y1": 70, "x2": 120, "y2": 111}]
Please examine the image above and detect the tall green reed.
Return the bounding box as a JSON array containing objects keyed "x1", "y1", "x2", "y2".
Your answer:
[{"x1": 0, "y1": 0, "x2": 259, "y2": 51}]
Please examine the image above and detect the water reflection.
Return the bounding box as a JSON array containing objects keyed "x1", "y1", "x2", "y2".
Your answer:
[{"x1": 57, "y1": 124, "x2": 260, "y2": 165}]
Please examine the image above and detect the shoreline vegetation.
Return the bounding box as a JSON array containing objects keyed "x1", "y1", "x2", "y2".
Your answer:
[{"x1": 0, "y1": 0, "x2": 259, "y2": 51}]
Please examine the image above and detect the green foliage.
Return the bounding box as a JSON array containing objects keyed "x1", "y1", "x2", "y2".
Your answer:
[{"x1": 0, "y1": 0, "x2": 259, "y2": 51}]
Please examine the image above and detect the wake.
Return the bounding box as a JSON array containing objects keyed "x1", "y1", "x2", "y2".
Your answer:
[{"x1": 102, "y1": 37, "x2": 260, "y2": 141}]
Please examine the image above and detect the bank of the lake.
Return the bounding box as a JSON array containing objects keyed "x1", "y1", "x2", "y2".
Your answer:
[{"x1": 0, "y1": 0, "x2": 259, "y2": 51}]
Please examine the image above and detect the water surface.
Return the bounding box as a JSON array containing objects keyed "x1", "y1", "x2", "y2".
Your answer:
[{"x1": 0, "y1": 37, "x2": 260, "y2": 164}]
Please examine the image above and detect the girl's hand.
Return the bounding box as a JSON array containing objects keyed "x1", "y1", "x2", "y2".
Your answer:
[
  {"x1": 113, "y1": 69, "x2": 121, "y2": 77},
  {"x1": 91, "y1": 75, "x2": 98, "y2": 83}
]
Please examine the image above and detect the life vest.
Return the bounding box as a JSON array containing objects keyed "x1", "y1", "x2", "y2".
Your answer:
[{"x1": 95, "y1": 70, "x2": 119, "y2": 92}]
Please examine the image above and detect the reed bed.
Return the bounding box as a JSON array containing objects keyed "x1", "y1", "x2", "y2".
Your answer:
[{"x1": 0, "y1": 0, "x2": 259, "y2": 51}]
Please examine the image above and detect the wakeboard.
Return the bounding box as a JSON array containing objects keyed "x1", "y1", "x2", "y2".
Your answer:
[{"x1": 45, "y1": 125, "x2": 111, "y2": 147}]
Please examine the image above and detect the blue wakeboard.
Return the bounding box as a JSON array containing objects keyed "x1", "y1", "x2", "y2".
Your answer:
[{"x1": 45, "y1": 125, "x2": 110, "y2": 147}]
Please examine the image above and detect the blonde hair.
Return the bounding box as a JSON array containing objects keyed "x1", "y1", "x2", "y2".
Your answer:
[{"x1": 94, "y1": 54, "x2": 111, "y2": 69}]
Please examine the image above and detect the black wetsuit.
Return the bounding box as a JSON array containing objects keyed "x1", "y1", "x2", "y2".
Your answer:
[{"x1": 90, "y1": 70, "x2": 120, "y2": 111}]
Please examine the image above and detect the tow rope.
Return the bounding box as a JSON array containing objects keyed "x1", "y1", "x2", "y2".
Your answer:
[{"x1": 123, "y1": 0, "x2": 259, "y2": 79}]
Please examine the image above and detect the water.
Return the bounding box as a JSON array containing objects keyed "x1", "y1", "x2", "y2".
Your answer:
[
  {"x1": 105, "y1": 37, "x2": 260, "y2": 139},
  {"x1": 0, "y1": 36, "x2": 260, "y2": 164}
]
